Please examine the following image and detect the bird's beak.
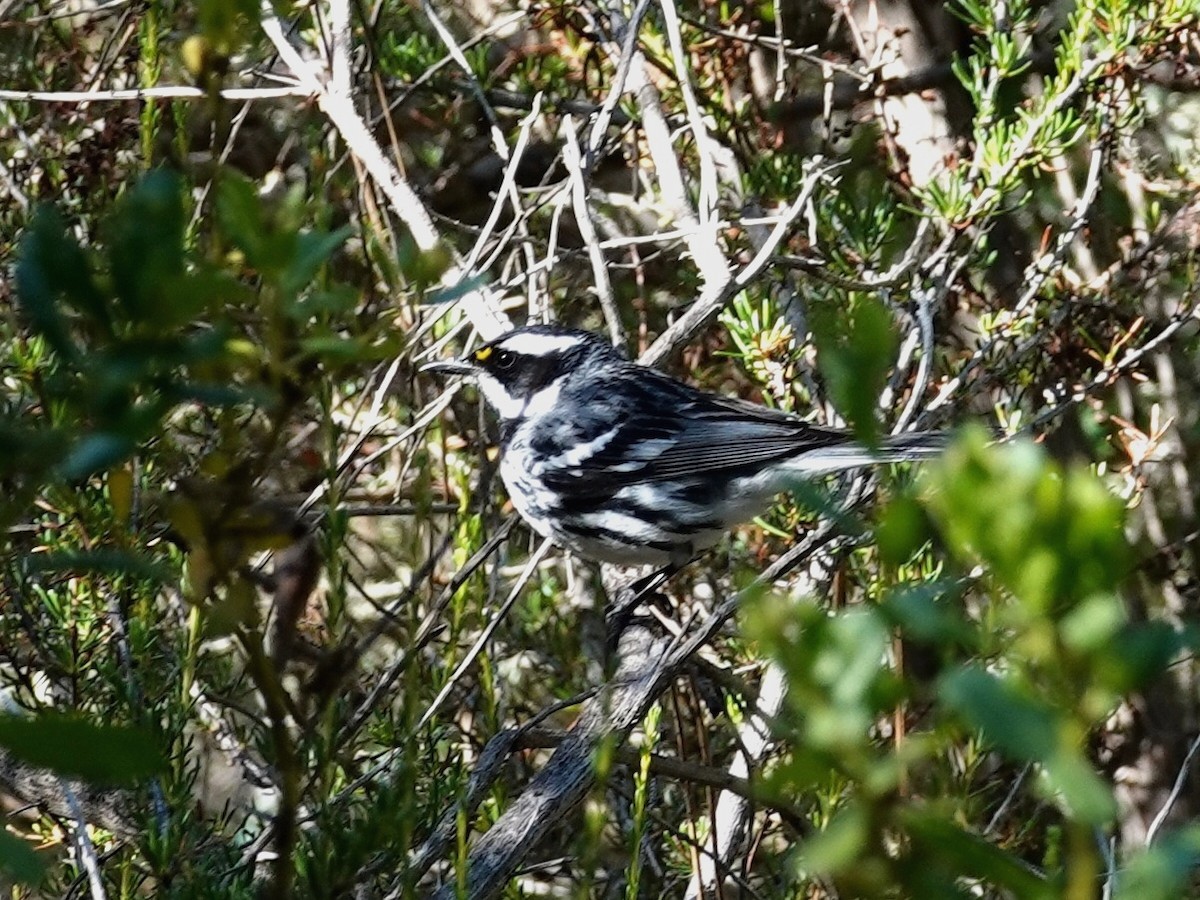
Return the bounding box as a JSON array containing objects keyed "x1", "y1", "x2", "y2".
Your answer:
[{"x1": 420, "y1": 358, "x2": 477, "y2": 377}]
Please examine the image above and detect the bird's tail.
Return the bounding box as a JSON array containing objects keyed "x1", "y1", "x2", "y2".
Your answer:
[
  {"x1": 785, "y1": 430, "x2": 949, "y2": 476},
  {"x1": 877, "y1": 429, "x2": 950, "y2": 462}
]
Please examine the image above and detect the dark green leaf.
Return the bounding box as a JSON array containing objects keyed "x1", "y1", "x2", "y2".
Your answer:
[
  {"x1": 0, "y1": 715, "x2": 166, "y2": 785},
  {"x1": 882, "y1": 580, "x2": 972, "y2": 645},
  {"x1": 106, "y1": 170, "x2": 185, "y2": 322},
  {"x1": 215, "y1": 172, "x2": 265, "y2": 263},
  {"x1": 902, "y1": 811, "x2": 1051, "y2": 898},
  {"x1": 809, "y1": 294, "x2": 897, "y2": 447},
  {"x1": 15, "y1": 207, "x2": 95, "y2": 360},
  {"x1": 939, "y1": 665, "x2": 1057, "y2": 760},
  {"x1": 0, "y1": 829, "x2": 44, "y2": 885},
  {"x1": 57, "y1": 432, "x2": 137, "y2": 480},
  {"x1": 289, "y1": 284, "x2": 360, "y2": 319},
  {"x1": 281, "y1": 226, "x2": 353, "y2": 297},
  {"x1": 876, "y1": 492, "x2": 930, "y2": 566},
  {"x1": 299, "y1": 335, "x2": 370, "y2": 361},
  {"x1": 154, "y1": 269, "x2": 251, "y2": 328},
  {"x1": 1098, "y1": 622, "x2": 1185, "y2": 692},
  {"x1": 22, "y1": 549, "x2": 172, "y2": 583}
]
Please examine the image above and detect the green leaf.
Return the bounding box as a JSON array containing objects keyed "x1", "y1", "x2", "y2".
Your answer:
[
  {"x1": 1116, "y1": 826, "x2": 1200, "y2": 900},
  {"x1": 797, "y1": 802, "x2": 869, "y2": 874},
  {"x1": 15, "y1": 207, "x2": 96, "y2": 360},
  {"x1": 1040, "y1": 749, "x2": 1116, "y2": 823},
  {"x1": 204, "y1": 575, "x2": 260, "y2": 637},
  {"x1": 281, "y1": 226, "x2": 353, "y2": 297},
  {"x1": 1059, "y1": 593, "x2": 1125, "y2": 653},
  {"x1": 0, "y1": 829, "x2": 44, "y2": 885},
  {"x1": 876, "y1": 492, "x2": 930, "y2": 566},
  {"x1": 923, "y1": 428, "x2": 1129, "y2": 613},
  {"x1": 882, "y1": 580, "x2": 972, "y2": 646},
  {"x1": 940, "y1": 665, "x2": 1116, "y2": 823},
  {"x1": 940, "y1": 665, "x2": 1057, "y2": 761},
  {"x1": 215, "y1": 172, "x2": 266, "y2": 263},
  {"x1": 106, "y1": 169, "x2": 185, "y2": 322},
  {"x1": 809, "y1": 294, "x2": 897, "y2": 447},
  {"x1": 0, "y1": 715, "x2": 166, "y2": 785},
  {"x1": 902, "y1": 810, "x2": 1052, "y2": 898}
]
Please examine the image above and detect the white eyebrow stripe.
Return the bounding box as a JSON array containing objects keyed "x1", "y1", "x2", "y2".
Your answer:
[{"x1": 496, "y1": 332, "x2": 587, "y2": 357}]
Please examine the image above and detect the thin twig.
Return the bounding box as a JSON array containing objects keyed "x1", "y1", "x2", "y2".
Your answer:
[
  {"x1": 0, "y1": 85, "x2": 311, "y2": 102},
  {"x1": 1145, "y1": 730, "x2": 1200, "y2": 845},
  {"x1": 688, "y1": 661, "x2": 787, "y2": 899},
  {"x1": 258, "y1": 1, "x2": 509, "y2": 339},
  {"x1": 61, "y1": 781, "x2": 109, "y2": 900},
  {"x1": 641, "y1": 162, "x2": 833, "y2": 366},
  {"x1": 416, "y1": 537, "x2": 554, "y2": 730},
  {"x1": 563, "y1": 118, "x2": 623, "y2": 346}
]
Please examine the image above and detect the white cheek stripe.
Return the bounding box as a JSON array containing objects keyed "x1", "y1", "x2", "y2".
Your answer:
[
  {"x1": 476, "y1": 373, "x2": 567, "y2": 423},
  {"x1": 496, "y1": 332, "x2": 586, "y2": 357},
  {"x1": 476, "y1": 374, "x2": 525, "y2": 420}
]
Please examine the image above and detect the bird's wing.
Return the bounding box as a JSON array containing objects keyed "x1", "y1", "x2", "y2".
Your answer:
[
  {"x1": 540, "y1": 370, "x2": 852, "y2": 491},
  {"x1": 643, "y1": 390, "x2": 852, "y2": 479}
]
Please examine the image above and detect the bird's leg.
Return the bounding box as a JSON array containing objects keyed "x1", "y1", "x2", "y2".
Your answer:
[{"x1": 603, "y1": 560, "x2": 683, "y2": 645}]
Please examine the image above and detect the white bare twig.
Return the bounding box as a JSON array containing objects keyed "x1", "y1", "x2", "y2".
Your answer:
[
  {"x1": 1145, "y1": 730, "x2": 1200, "y2": 846},
  {"x1": 563, "y1": 118, "x2": 622, "y2": 346},
  {"x1": 62, "y1": 781, "x2": 108, "y2": 900},
  {"x1": 259, "y1": 1, "x2": 509, "y2": 339},
  {"x1": 328, "y1": 0, "x2": 353, "y2": 100},
  {"x1": 585, "y1": 0, "x2": 655, "y2": 162},
  {"x1": 0, "y1": 86, "x2": 310, "y2": 102},
  {"x1": 641, "y1": 162, "x2": 832, "y2": 366},
  {"x1": 658, "y1": 0, "x2": 720, "y2": 223},
  {"x1": 687, "y1": 661, "x2": 786, "y2": 899}
]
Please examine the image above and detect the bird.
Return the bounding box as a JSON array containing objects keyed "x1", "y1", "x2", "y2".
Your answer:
[{"x1": 423, "y1": 324, "x2": 946, "y2": 569}]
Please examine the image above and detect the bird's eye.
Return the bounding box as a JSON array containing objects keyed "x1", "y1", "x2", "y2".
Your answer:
[{"x1": 493, "y1": 349, "x2": 516, "y2": 369}]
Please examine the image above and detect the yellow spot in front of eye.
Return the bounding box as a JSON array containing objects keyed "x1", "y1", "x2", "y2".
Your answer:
[{"x1": 474, "y1": 346, "x2": 493, "y2": 362}]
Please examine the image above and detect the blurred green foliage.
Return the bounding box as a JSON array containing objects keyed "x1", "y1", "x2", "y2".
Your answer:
[{"x1": 748, "y1": 431, "x2": 1193, "y2": 898}]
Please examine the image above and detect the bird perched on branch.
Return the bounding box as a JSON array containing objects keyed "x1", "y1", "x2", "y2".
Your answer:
[{"x1": 424, "y1": 325, "x2": 945, "y2": 569}]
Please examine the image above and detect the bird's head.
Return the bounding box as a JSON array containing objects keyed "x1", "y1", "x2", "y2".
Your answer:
[{"x1": 422, "y1": 325, "x2": 616, "y2": 423}]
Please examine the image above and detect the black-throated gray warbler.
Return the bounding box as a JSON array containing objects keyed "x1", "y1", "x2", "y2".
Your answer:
[{"x1": 424, "y1": 325, "x2": 945, "y2": 567}]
